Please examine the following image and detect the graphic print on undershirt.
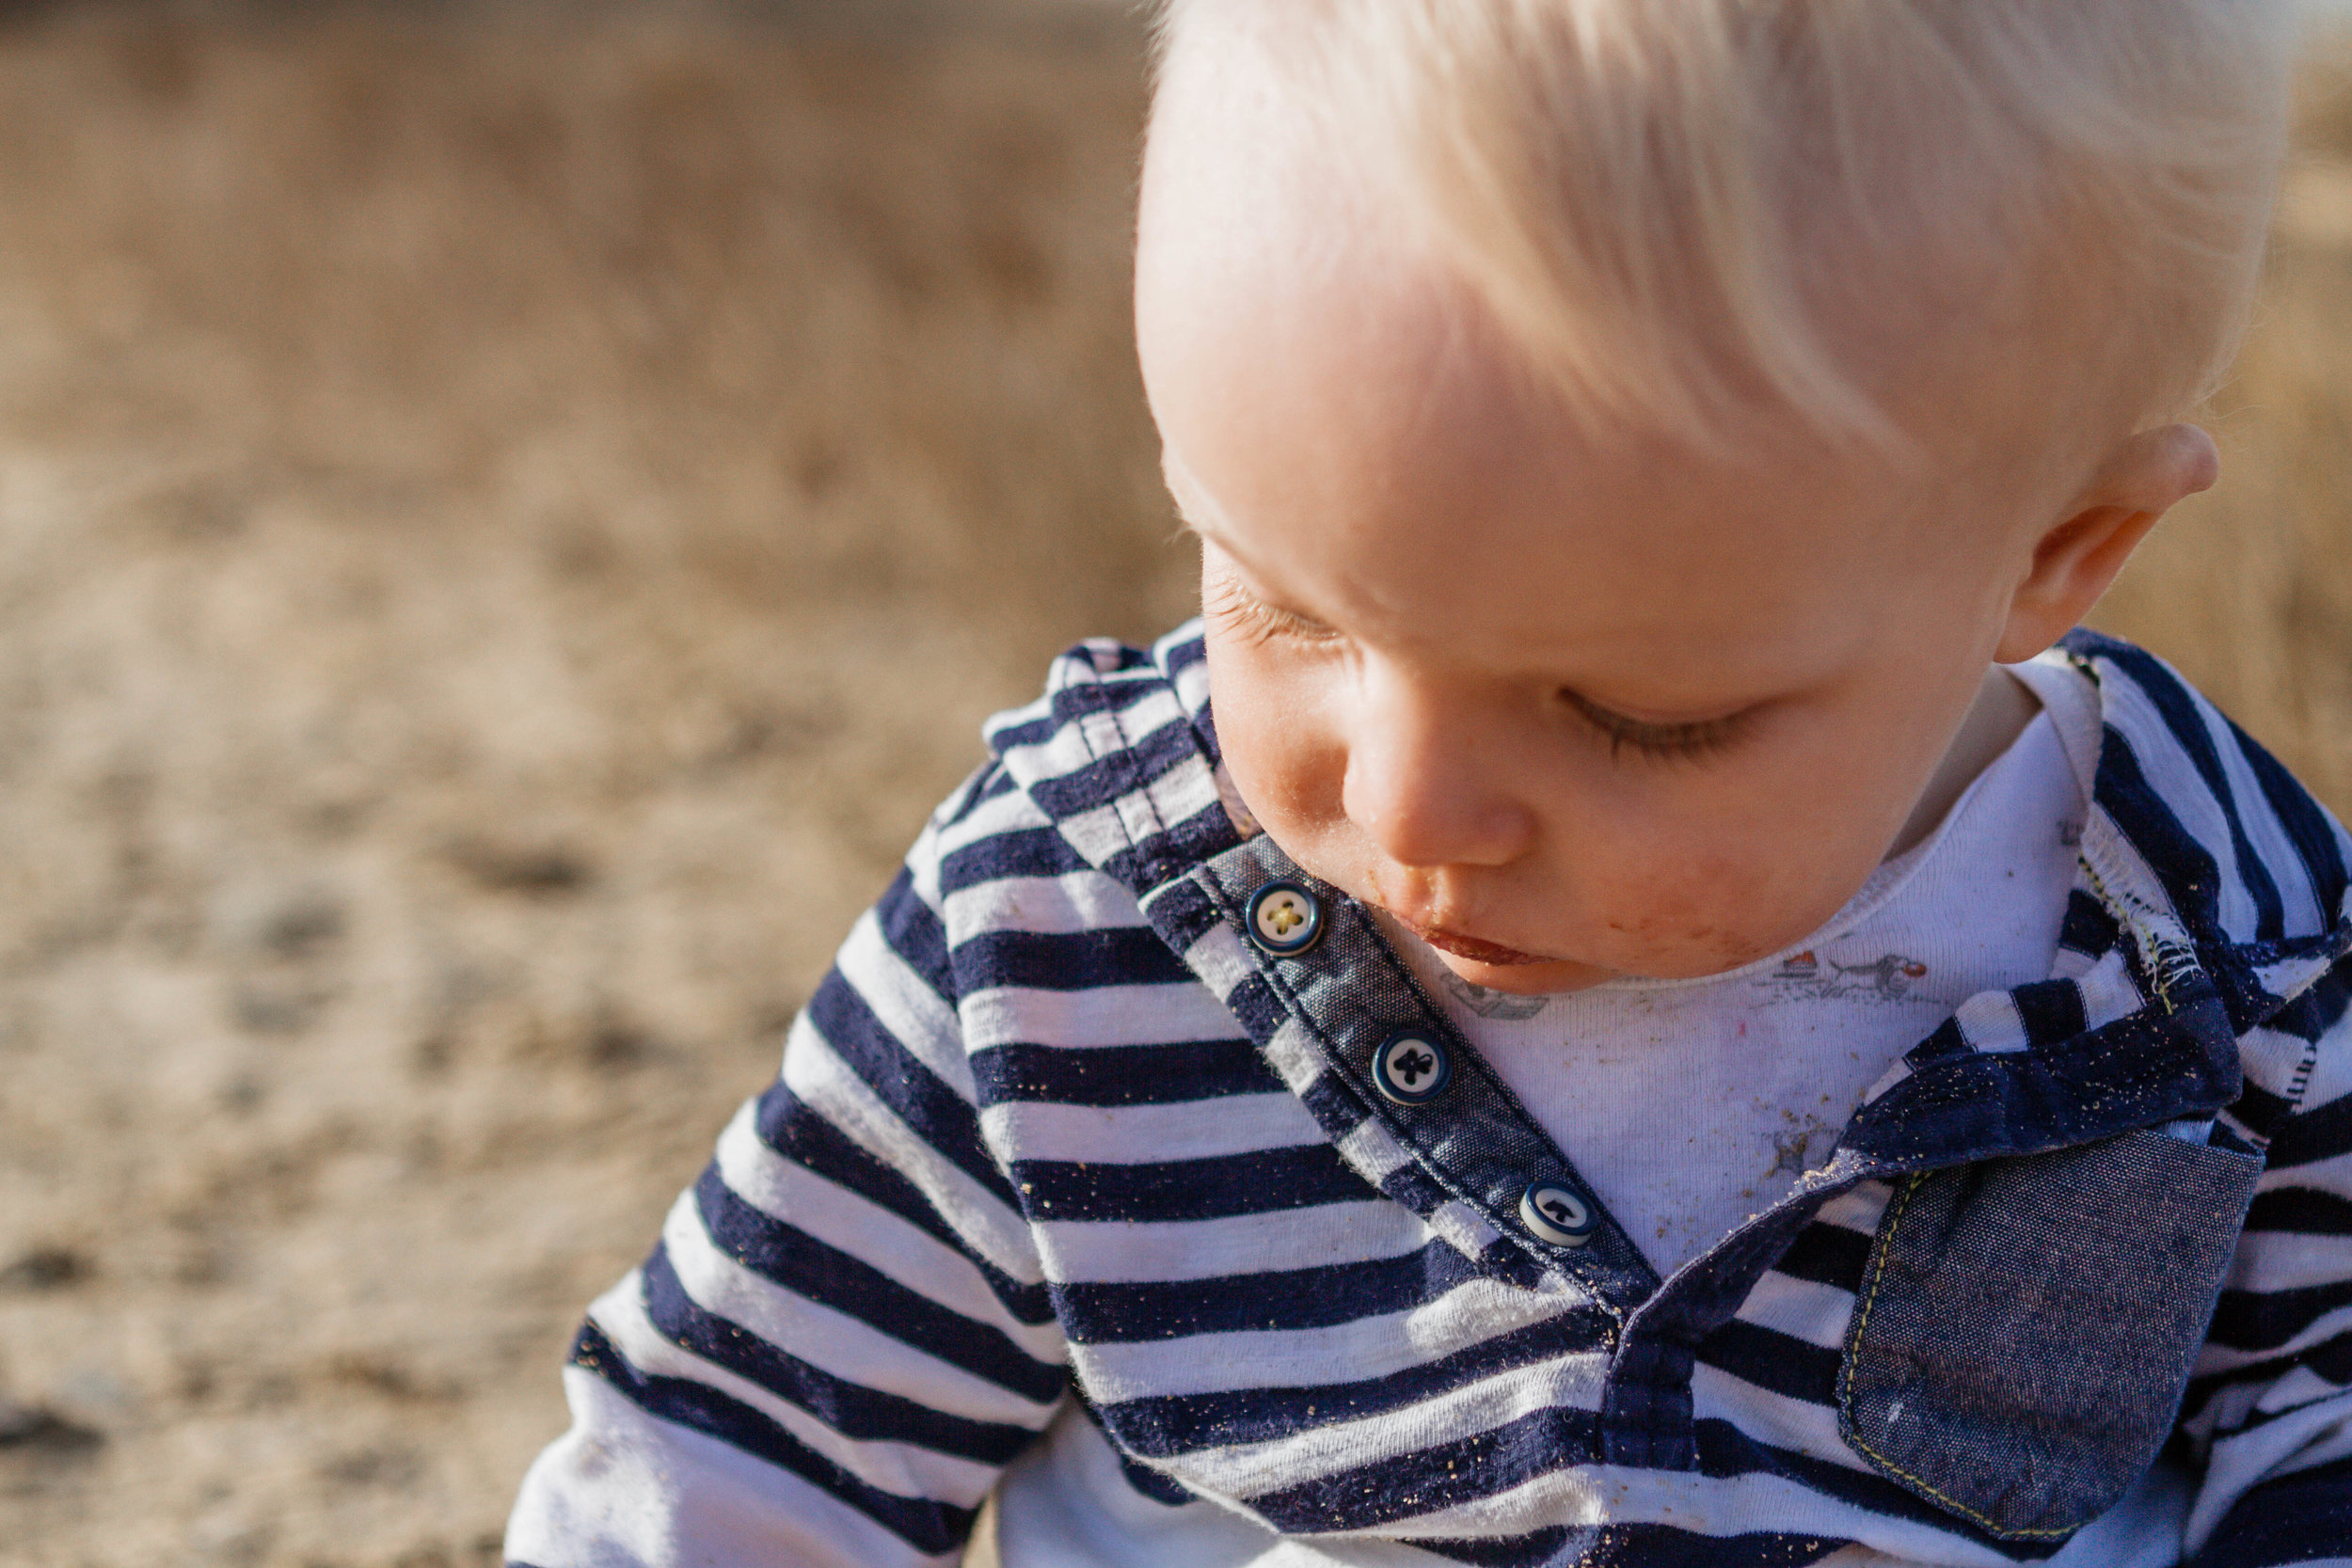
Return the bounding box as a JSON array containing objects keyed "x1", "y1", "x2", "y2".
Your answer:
[{"x1": 1383, "y1": 668, "x2": 2093, "y2": 1276}]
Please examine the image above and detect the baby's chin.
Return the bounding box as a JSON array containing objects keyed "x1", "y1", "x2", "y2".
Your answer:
[{"x1": 1356, "y1": 865, "x2": 1814, "y2": 993}]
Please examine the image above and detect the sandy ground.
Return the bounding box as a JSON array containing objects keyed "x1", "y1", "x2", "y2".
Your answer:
[
  {"x1": 0, "y1": 4, "x2": 1176, "y2": 1561},
  {"x1": 2, "y1": 4, "x2": 2351, "y2": 1564}
]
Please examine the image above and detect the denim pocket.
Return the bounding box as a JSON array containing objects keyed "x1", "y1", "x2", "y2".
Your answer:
[{"x1": 1836, "y1": 1129, "x2": 2262, "y2": 1541}]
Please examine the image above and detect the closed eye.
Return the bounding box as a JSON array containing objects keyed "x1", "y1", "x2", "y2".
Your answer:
[
  {"x1": 1204, "y1": 566, "x2": 1343, "y2": 646},
  {"x1": 1560, "y1": 689, "x2": 1750, "y2": 761}
]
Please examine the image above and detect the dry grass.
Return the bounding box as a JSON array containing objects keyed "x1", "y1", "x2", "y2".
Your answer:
[{"x1": 0, "y1": 4, "x2": 2347, "y2": 1563}]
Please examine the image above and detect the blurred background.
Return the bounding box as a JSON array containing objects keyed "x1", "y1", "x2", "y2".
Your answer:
[{"x1": 0, "y1": 1, "x2": 2347, "y2": 1561}]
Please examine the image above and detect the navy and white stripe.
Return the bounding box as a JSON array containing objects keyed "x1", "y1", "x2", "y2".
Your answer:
[{"x1": 507, "y1": 626, "x2": 2352, "y2": 1567}]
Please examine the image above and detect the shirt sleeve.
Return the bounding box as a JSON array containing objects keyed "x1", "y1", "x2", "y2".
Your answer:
[
  {"x1": 2185, "y1": 955, "x2": 2352, "y2": 1567},
  {"x1": 503, "y1": 788, "x2": 1069, "y2": 1567}
]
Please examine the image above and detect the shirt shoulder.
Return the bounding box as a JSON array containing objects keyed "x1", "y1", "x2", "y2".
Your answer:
[
  {"x1": 967, "y1": 622, "x2": 1242, "y2": 903},
  {"x1": 903, "y1": 623, "x2": 1240, "y2": 1026},
  {"x1": 2057, "y1": 629, "x2": 2352, "y2": 996}
]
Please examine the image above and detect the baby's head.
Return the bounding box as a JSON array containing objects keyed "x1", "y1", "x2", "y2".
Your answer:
[{"x1": 1133, "y1": 0, "x2": 2293, "y2": 992}]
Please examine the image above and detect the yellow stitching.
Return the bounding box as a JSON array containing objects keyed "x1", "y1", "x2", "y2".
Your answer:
[
  {"x1": 2058, "y1": 649, "x2": 2201, "y2": 1011},
  {"x1": 2076, "y1": 851, "x2": 2196, "y2": 1016},
  {"x1": 1839, "y1": 1175, "x2": 2078, "y2": 1542},
  {"x1": 2075, "y1": 854, "x2": 2158, "y2": 1011}
]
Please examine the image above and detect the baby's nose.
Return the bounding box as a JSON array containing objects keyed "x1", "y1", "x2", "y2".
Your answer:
[{"x1": 1340, "y1": 673, "x2": 1535, "y2": 869}]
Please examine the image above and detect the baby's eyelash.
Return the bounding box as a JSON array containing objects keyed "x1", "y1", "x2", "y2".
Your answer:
[
  {"x1": 1206, "y1": 574, "x2": 1340, "y2": 645},
  {"x1": 1560, "y1": 689, "x2": 1748, "y2": 761}
]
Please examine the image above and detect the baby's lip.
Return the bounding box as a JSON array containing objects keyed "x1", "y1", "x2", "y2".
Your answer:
[{"x1": 1391, "y1": 911, "x2": 1557, "y2": 967}]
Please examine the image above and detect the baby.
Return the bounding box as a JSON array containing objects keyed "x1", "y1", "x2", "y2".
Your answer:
[{"x1": 504, "y1": 3, "x2": 2352, "y2": 1565}]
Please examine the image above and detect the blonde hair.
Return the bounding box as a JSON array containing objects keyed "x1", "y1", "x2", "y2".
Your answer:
[{"x1": 1152, "y1": 0, "x2": 2295, "y2": 453}]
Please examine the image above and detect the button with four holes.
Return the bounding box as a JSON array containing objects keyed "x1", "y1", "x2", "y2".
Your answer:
[
  {"x1": 1246, "y1": 880, "x2": 1325, "y2": 957},
  {"x1": 1519, "y1": 1181, "x2": 1597, "y2": 1247},
  {"x1": 1371, "y1": 1031, "x2": 1452, "y2": 1105}
]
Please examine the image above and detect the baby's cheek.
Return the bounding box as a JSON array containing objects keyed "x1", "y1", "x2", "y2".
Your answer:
[
  {"x1": 1583, "y1": 841, "x2": 1813, "y2": 974},
  {"x1": 1225, "y1": 720, "x2": 1341, "y2": 837},
  {"x1": 1211, "y1": 671, "x2": 1349, "y2": 829}
]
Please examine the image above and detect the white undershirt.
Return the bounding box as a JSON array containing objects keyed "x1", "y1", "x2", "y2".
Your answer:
[{"x1": 1381, "y1": 668, "x2": 2092, "y2": 1278}]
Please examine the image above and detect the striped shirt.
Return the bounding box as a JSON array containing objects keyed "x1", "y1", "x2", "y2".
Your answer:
[{"x1": 505, "y1": 624, "x2": 2352, "y2": 1568}]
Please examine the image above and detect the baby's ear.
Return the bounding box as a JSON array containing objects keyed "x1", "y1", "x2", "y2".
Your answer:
[{"x1": 1994, "y1": 423, "x2": 2218, "y2": 664}]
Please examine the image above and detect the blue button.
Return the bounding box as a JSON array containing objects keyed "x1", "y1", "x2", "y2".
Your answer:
[
  {"x1": 1371, "y1": 1031, "x2": 1451, "y2": 1104},
  {"x1": 1246, "y1": 880, "x2": 1325, "y2": 956},
  {"x1": 1519, "y1": 1182, "x2": 1596, "y2": 1247}
]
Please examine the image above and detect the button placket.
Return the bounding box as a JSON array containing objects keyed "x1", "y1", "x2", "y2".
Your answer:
[{"x1": 1207, "y1": 838, "x2": 1659, "y2": 1312}]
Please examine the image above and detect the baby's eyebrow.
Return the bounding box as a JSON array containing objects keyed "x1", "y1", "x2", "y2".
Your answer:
[{"x1": 1159, "y1": 446, "x2": 1241, "y2": 540}]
